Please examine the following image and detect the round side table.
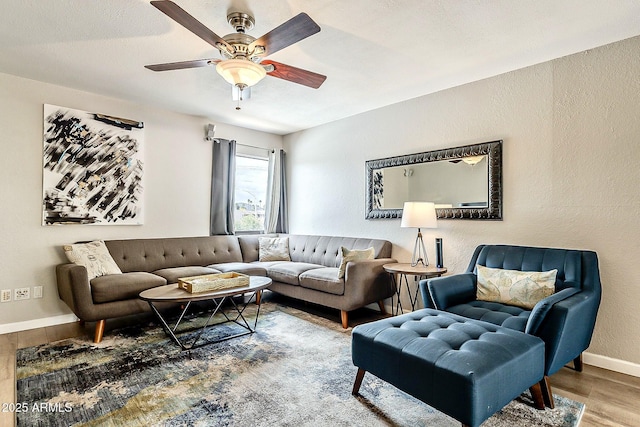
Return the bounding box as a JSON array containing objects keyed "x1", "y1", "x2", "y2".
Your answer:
[{"x1": 383, "y1": 263, "x2": 447, "y2": 315}]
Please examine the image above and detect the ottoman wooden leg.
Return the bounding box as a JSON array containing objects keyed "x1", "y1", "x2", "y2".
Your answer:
[
  {"x1": 540, "y1": 376, "x2": 555, "y2": 409},
  {"x1": 352, "y1": 368, "x2": 366, "y2": 395}
]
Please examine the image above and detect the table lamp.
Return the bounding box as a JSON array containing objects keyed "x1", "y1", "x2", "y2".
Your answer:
[{"x1": 400, "y1": 202, "x2": 437, "y2": 267}]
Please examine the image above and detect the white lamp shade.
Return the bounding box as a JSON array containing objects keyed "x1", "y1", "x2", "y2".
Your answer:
[
  {"x1": 400, "y1": 202, "x2": 437, "y2": 228},
  {"x1": 216, "y1": 59, "x2": 267, "y2": 87}
]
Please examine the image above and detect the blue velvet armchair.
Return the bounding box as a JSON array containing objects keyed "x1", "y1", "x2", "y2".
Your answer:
[{"x1": 420, "y1": 244, "x2": 601, "y2": 405}]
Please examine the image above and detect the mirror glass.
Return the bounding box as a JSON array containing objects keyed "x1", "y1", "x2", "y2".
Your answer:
[
  {"x1": 373, "y1": 156, "x2": 488, "y2": 209},
  {"x1": 366, "y1": 141, "x2": 502, "y2": 220}
]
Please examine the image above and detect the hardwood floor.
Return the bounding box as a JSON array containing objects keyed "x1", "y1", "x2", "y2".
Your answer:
[{"x1": 2, "y1": 305, "x2": 639, "y2": 427}]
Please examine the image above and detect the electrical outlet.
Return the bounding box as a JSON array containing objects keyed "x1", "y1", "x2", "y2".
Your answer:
[
  {"x1": 33, "y1": 285, "x2": 43, "y2": 299},
  {"x1": 14, "y1": 287, "x2": 30, "y2": 301},
  {"x1": 1, "y1": 289, "x2": 11, "y2": 303}
]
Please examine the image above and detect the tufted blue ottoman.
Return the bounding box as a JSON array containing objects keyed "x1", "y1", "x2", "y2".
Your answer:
[{"x1": 351, "y1": 309, "x2": 546, "y2": 427}]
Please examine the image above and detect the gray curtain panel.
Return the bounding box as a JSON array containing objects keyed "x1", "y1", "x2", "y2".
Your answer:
[
  {"x1": 210, "y1": 138, "x2": 236, "y2": 235},
  {"x1": 275, "y1": 149, "x2": 289, "y2": 233},
  {"x1": 266, "y1": 148, "x2": 289, "y2": 233}
]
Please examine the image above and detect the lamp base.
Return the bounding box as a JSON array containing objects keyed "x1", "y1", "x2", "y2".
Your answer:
[{"x1": 411, "y1": 229, "x2": 429, "y2": 267}]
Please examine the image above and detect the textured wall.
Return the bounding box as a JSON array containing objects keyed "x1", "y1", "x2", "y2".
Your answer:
[
  {"x1": 284, "y1": 36, "x2": 640, "y2": 365},
  {"x1": 0, "y1": 73, "x2": 282, "y2": 325}
]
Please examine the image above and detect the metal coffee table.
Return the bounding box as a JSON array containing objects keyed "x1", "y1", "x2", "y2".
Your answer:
[{"x1": 139, "y1": 276, "x2": 272, "y2": 350}]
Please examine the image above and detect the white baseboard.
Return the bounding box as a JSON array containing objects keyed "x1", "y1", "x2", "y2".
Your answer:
[
  {"x1": 584, "y1": 351, "x2": 640, "y2": 378},
  {"x1": 0, "y1": 314, "x2": 78, "y2": 335}
]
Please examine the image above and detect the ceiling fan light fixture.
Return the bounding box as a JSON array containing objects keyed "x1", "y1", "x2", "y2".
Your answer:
[{"x1": 215, "y1": 59, "x2": 266, "y2": 88}]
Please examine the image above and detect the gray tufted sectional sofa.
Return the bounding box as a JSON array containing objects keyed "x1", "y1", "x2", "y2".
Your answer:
[{"x1": 56, "y1": 234, "x2": 396, "y2": 343}]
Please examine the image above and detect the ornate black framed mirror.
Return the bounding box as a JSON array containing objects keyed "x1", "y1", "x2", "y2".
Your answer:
[{"x1": 365, "y1": 140, "x2": 502, "y2": 220}]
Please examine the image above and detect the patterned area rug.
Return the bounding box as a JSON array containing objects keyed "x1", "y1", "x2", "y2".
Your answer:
[{"x1": 16, "y1": 303, "x2": 584, "y2": 426}]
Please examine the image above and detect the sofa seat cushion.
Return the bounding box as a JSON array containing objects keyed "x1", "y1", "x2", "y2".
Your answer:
[
  {"x1": 152, "y1": 266, "x2": 221, "y2": 284},
  {"x1": 267, "y1": 262, "x2": 324, "y2": 286},
  {"x1": 209, "y1": 262, "x2": 268, "y2": 276},
  {"x1": 299, "y1": 268, "x2": 344, "y2": 296},
  {"x1": 445, "y1": 300, "x2": 530, "y2": 332},
  {"x1": 91, "y1": 272, "x2": 167, "y2": 304}
]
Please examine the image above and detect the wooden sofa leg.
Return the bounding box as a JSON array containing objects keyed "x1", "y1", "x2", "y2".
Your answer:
[
  {"x1": 540, "y1": 376, "x2": 555, "y2": 409},
  {"x1": 573, "y1": 353, "x2": 583, "y2": 372},
  {"x1": 529, "y1": 382, "x2": 546, "y2": 410},
  {"x1": 352, "y1": 368, "x2": 366, "y2": 395},
  {"x1": 377, "y1": 300, "x2": 387, "y2": 315},
  {"x1": 94, "y1": 320, "x2": 106, "y2": 343},
  {"x1": 341, "y1": 310, "x2": 349, "y2": 329},
  {"x1": 255, "y1": 290, "x2": 262, "y2": 305}
]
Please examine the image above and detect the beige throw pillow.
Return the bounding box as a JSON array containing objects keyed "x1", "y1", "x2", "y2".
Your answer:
[
  {"x1": 63, "y1": 240, "x2": 122, "y2": 280},
  {"x1": 338, "y1": 246, "x2": 375, "y2": 279},
  {"x1": 258, "y1": 237, "x2": 291, "y2": 262},
  {"x1": 476, "y1": 265, "x2": 557, "y2": 310}
]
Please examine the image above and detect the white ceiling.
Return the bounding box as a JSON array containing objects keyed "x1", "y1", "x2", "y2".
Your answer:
[{"x1": 1, "y1": 1, "x2": 640, "y2": 135}]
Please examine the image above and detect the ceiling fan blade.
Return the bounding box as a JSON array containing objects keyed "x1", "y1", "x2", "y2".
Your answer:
[
  {"x1": 249, "y1": 13, "x2": 320, "y2": 57},
  {"x1": 151, "y1": 1, "x2": 233, "y2": 52},
  {"x1": 145, "y1": 58, "x2": 219, "y2": 72},
  {"x1": 262, "y1": 60, "x2": 326, "y2": 89}
]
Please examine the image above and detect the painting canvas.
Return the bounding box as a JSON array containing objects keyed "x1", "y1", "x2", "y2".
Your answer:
[
  {"x1": 373, "y1": 170, "x2": 384, "y2": 209},
  {"x1": 42, "y1": 104, "x2": 144, "y2": 225}
]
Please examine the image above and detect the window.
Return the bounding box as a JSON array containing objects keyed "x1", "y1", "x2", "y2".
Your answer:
[{"x1": 234, "y1": 155, "x2": 269, "y2": 233}]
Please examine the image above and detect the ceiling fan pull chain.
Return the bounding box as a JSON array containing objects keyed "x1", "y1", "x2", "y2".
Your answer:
[{"x1": 236, "y1": 85, "x2": 245, "y2": 110}]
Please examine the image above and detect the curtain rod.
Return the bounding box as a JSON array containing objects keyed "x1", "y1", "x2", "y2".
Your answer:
[
  {"x1": 214, "y1": 139, "x2": 278, "y2": 153},
  {"x1": 237, "y1": 142, "x2": 275, "y2": 153}
]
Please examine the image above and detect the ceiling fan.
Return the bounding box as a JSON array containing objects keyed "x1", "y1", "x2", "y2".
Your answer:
[{"x1": 145, "y1": 0, "x2": 327, "y2": 109}]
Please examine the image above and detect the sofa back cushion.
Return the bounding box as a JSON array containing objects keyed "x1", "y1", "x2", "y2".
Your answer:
[
  {"x1": 238, "y1": 234, "x2": 391, "y2": 267},
  {"x1": 472, "y1": 245, "x2": 582, "y2": 291},
  {"x1": 105, "y1": 236, "x2": 243, "y2": 273},
  {"x1": 286, "y1": 235, "x2": 391, "y2": 268}
]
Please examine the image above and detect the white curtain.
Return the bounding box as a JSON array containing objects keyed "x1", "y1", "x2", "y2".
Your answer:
[{"x1": 264, "y1": 149, "x2": 288, "y2": 233}]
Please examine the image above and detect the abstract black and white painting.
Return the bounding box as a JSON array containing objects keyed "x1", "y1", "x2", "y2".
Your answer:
[
  {"x1": 373, "y1": 170, "x2": 384, "y2": 209},
  {"x1": 42, "y1": 104, "x2": 144, "y2": 225}
]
